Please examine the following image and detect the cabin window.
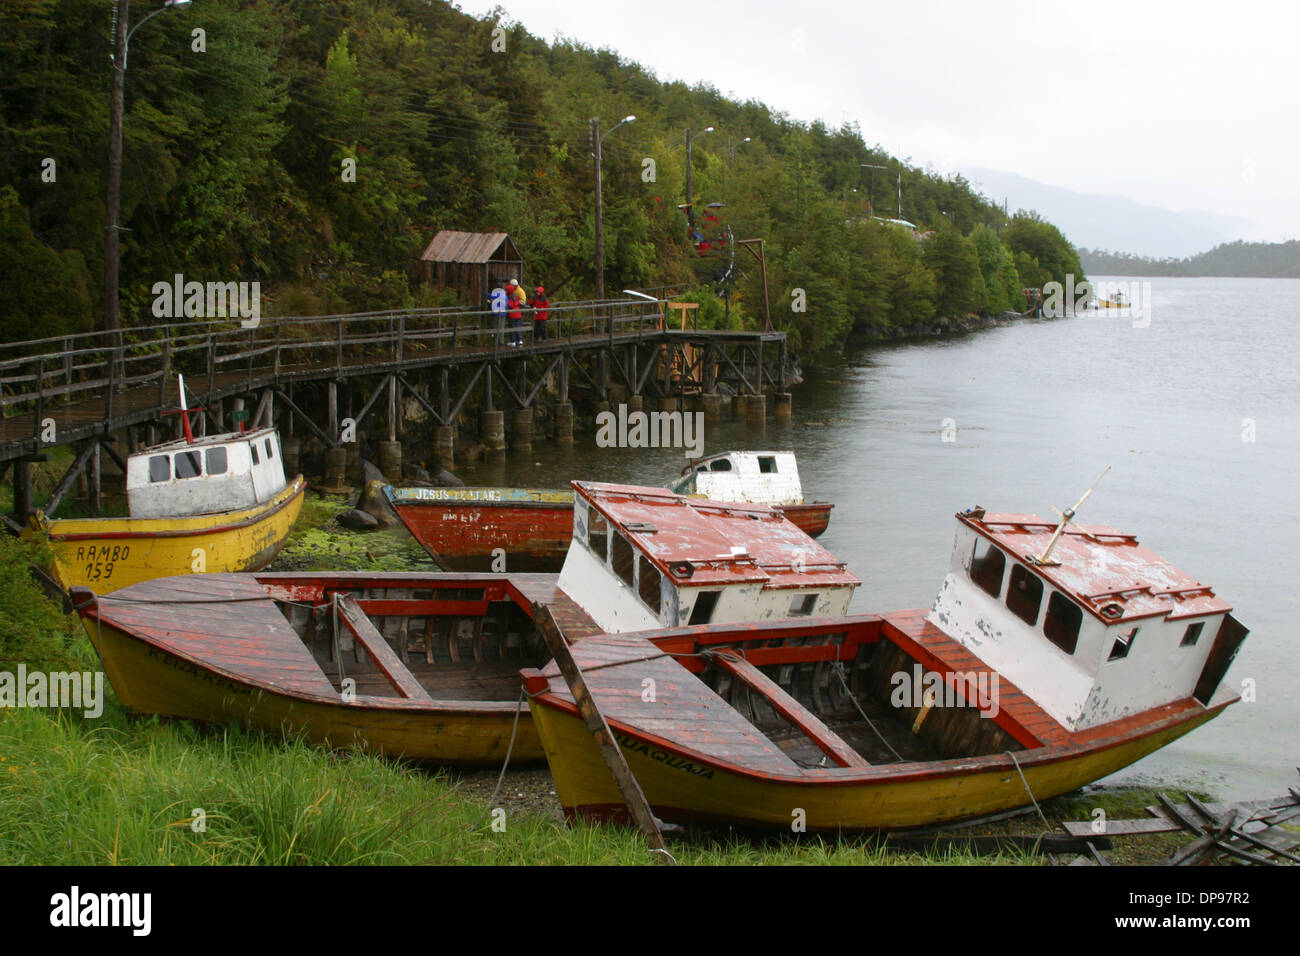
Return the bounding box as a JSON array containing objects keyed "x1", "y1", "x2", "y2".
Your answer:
[
  {"x1": 1107, "y1": 626, "x2": 1139, "y2": 662},
  {"x1": 206, "y1": 447, "x2": 228, "y2": 476},
  {"x1": 611, "y1": 533, "x2": 635, "y2": 588},
  {"x1": 587, "y1": 509, "x2": 608, "y2": 561},
  {"x1": 970, "y1": 540, "x2": 1006, "y2": 597},
  {"x1": 149, "y1": 455, "x2": 170, "y2": 483},
  {"x1": 709, "y1": 459, "x2": 732, "y2": 472},
  {"x1": 1043, "y1": 591, "x2": 1082, "y2": 654},
  {"x1": 265, "y1": 438, "x2": 275, "y2": 459},
  {"x1": 638, "y1": 555, "x2": 660, "y2": 610},
  {"x1": 1006, "y1": 564, "x2": 1043, "y2": 626},
  {"x1": 249, "y1": 443, "x2": 260, "y2": 465},
  {"x1": 758, "y1": 456, "x2": 777, "y2": 474},
  {"x1": 789, "y1": 593, "x2": 818, "y2": 616},
  {"x1": 689, "y1": 591, "x2": 720, "y2": 625},
  {"x1": 1181, "y1": 622, "x2": 1205, "y2": 647},
  {"x1": 174, "y1": 450, "x2": 202, "y2": 479}
]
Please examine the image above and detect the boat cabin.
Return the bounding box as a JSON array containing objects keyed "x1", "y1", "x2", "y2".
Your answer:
[
  {"x1": 928, "y1": 509, "x2": 1247, "y2": 731},
  {"x1": 671, "y1": 450, "x2": 804, "y2": 506},
  {"x1": 558, "y1": 481, "x2": 858, "y2": 634},
  {"x1": 126, "y1": 426, "x2": 289, "y2": 519}
]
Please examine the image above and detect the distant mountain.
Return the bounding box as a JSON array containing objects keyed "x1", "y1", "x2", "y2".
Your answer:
[
  {"x1": 965, "y1": 167, "x2": 1250, "y2": 259},
  {"x1": 1079, "y1": 240, "x2": 1300, "y2": 278}
]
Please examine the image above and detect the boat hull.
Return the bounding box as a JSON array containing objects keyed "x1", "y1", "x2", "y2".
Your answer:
[
  {"x1": 85, "y1": 613, "x2": 541, "y2": 764},
  {"x1": 387, "y1": 488, "x2": 576, "y2": 572},
  {"x1": 530, "y1": 689, "x2": 1228, "y2": 831},
  {"x1": 38, "y1": 477, "x2": 306, "y2": 591},
  {"x1": 390, "y1": 489, "x2": 832, "y2": 572}
]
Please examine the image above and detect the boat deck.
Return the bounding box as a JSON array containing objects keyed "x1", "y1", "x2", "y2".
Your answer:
[
  {"x1": 91, "y1": 573, "x2": 339, "y2": 698},
  {"x1": 880, "y1": 609, "x2": 1069, "y2": 748},
  {"x1": 535, "y1": 634, "x2": 801, "y2": 773}
]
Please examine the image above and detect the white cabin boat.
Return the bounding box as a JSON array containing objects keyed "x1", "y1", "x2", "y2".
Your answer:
[
  {"x1": 670, "y1": 451, "x2": 833, "y2": 537},
  {"x1": 929, "y1": 508, "x2": 1247, "y2": 731},
  {"x1": 126, "y1": 425, "x2": 290, "y2": 519},
  {"x1": 558, "y1": 481, "x2": 858, "y2": 634}
]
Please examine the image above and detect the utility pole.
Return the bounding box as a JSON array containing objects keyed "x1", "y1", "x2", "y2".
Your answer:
[
  {"x1": 591, "y1": 114, "x2": 635, "y2": 303},
  {"x1": 684, "y1": 126, "x2": 713, "y2": 239},
  {"x1": 592, "y1": 117, "x2": 604, "y2": 302}
]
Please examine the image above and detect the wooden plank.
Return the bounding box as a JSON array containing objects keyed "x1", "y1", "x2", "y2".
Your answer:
[
  {"x1": 707, "y1": 649, "x2": 871, "y2": 769},
  {"x1": 335, "y1": 594, "x2": 432, "y2": 702},
  {"x1": 531, "y1": 601, "x2": 674, "y2": 864}
]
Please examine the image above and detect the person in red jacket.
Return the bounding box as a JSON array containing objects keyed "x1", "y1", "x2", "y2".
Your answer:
[
  {"x1": 503, "y1": 278, "x2": 524, "y2": 347},
  {"x1": 529, "y1": 285, "x2": 550, "y2": 341}
]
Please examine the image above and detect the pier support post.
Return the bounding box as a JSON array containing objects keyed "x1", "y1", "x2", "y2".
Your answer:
[
  {"x1": 345, "y1": 441, "x2": 362, "y2": 484},
  {"x1": 627, "y1": 394, "x2": 644, "y2": 413},
  {"x1": 323, "y1": 447, "x2": 348, "y2": 492},
  {"x1": 378, "y1": 440, "x2": 403, "y2": 481},
  {"x1": 282, "y1": 435, "x2": 301, "y2": 476},
  {"x1": 700, "y1": 393, "x2": 723, "y2": 421},
  {"x1": 555, "y1": 403, "x2": 574, "y2": 443},
  {"x1": 658, "y1": 396, "x2": 680, "y2": 413},
  {"x1": 743, "y1": 394, "x2": 766, "y2": 426},
  {"x1": 481, "y1": 410, "x2": 506, "y2": 454},
  {"x1": 511, "y1": 407, "x2": 533, "y2": 454},
  {"x1": 773, "y1": 392, "x2": 792, "y2": 420},
  {"x1": 435, "y1": 425, "x2": 455, "y2": 468}
]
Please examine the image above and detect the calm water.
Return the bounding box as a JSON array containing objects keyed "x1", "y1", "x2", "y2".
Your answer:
[{"x1": 456, "y1": 276, "x2": 1299, "y2": 800}]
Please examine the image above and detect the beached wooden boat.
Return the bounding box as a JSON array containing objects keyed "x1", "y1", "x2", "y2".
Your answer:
[
  {"x1": 70, "y1": 482, "x2": 854, "y2": 764},
  {"x1": 523, "y1": 506, "x2": 1248, "y2": 830},
  {"x1": 33, "y1": 422, "x2": 305, "y2": 592},
  {"x1": 386, "y1": 450, "x2": 832, "y2": 572},
  {"x1": 71, "y1": 571, "x2": 604, "y2": 765}
]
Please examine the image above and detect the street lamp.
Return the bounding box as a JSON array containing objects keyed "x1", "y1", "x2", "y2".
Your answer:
[
  {"x1": 728, "y1": 136, "x2": 750, "y2": 171},
  {"x1": 684, "y1": 126, "x2": 713, "y2": 238},
  {"x1": 591, "y1": 113, "x2": 635, "y2": 302},
  {"x1": 105, "y1": 0, "x2": 192, "y2": 334}
]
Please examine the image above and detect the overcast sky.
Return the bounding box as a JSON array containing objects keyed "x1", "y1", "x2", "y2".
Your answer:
[{"x1": 459, "y1": 0, "x2": 1299, "y2": 244}]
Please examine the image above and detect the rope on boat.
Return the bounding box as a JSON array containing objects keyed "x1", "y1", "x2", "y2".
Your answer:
[
  {"x1": 832, "y1": 662, "x2": 904, "y2": 762},
  {"x1": 487, "y1": 687, "x2": 527, "y2": 813},
  {"x1": 1006, "y1": 749, "x2": 1051, "y2": 830}
]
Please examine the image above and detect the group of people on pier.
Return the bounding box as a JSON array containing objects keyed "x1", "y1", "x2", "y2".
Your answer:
[{"x1": 492, "y1": 278, "x2": 550, "y2": 347}]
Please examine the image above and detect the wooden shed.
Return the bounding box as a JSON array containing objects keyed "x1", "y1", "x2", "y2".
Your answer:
[{"x1": 420, "y1": 231, "x2": 525, "y2": 307}]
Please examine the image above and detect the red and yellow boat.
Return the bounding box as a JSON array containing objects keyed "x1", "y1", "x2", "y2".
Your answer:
[{"x1": 523, "y1": 506, "x2": 1248, "y2": 830}]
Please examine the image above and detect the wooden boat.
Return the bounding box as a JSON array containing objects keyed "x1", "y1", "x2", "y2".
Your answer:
[
  {"x1": 523, "y1": 506, "x2": 1248, "y2": 830},
  {"x1": 386, "y1": 450, "x2": 832, "y2": 572},
  {"x1": 70, "y1": 482, "x2": 855, "y2": 764},
  {"x1": 70, "y1": 571, "x2": 602, "y2": 765},
  {"x1": 32, "y1": 411, "x2": 305, "y2": 591}
]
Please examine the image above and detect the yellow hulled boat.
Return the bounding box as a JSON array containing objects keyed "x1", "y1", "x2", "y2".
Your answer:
[{"x1": 32, "y1": 420, "x2": 305, "y2": 591}]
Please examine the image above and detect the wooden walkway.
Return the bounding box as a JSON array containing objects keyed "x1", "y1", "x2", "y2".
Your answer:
[{"x1": 1, "y1": 299, "x2": 789, "y2": 465}]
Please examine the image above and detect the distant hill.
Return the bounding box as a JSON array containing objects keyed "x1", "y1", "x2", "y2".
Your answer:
[
  {"x1": 1079, "y1": 241, "x2": 1300, "y2": 278},
  {"x1": 966, "y1": 167, "x2": 1249, "y2": 259}
]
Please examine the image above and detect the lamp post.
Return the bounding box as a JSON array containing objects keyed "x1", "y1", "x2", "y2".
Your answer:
[
  {"x1": 591, "y1": 114, "x2": 635, "y2": 303},
  {"x1": 105, "y1": 0, "x2": 191, "y2": 334},
  {"x1": 728, "y1": 136, "x2": 750, "y2": 171},
  {"x1": 683, "y1": 126, "x2": 713, "y2": 239}
]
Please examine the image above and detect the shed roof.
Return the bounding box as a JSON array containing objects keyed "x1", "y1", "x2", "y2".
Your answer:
[{"x1": 419, "y1": 231, "x2": 516, "y2": 264}]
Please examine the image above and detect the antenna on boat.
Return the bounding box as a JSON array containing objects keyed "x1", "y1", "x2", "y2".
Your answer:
[
  {"x1": 1030, "y1": 466, "x2": 1111, "y2": 566},
  {"x1": 162, "y1": 373, "x2": 205, "y2": 444}
]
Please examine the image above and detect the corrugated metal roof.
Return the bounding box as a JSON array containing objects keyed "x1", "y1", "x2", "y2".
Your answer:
[
  {"x1": 419, "y1": 230, "x2": 515, "y2": 264},
  {"x1": 573, "y1": 481, "x2": 859, "y2": 590},
  {"x1": 964, "y1": 511, "x2": 1230, "y2": 623}
]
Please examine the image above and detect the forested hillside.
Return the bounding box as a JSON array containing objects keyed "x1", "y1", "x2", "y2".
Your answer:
[
  {"x1": 1080, "y1": 240, "x2": 1300, "y2": 278},
  {"x1": 1, "y1": 0, "x2": 1082, "y2": 352}
]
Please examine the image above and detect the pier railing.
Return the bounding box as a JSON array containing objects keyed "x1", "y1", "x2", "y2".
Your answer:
[{"x1": 0, "y1": 297, "x2": 664, "y2": 442}]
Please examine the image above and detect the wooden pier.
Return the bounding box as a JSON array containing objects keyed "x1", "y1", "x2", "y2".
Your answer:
[{"x1": 1, "y1": 297, "x2": 791, "y2": 524}]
